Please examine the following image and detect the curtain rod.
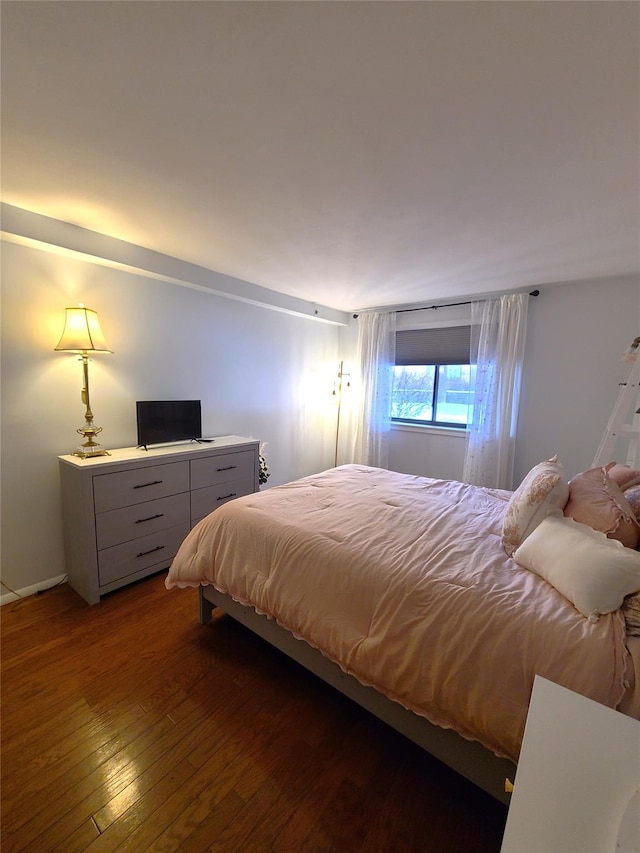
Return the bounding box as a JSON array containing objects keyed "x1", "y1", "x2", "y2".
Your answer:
[{"x1": 352, "y1": 289, "x2": 540, "y2": 319}]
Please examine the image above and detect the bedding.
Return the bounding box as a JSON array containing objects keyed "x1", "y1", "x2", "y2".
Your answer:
[
  {"x1": 512, "y1": 512, "x2": 640, "y2": 620},
  {"x1": 563, "y1": 464, "x2": 640, "y2": 549},
  {"x1": 166, "y1": 464, "x2": 637, "y2": 765},
  {"x1": 501, "y1": 454, "x2": 569, "y2": 556}
]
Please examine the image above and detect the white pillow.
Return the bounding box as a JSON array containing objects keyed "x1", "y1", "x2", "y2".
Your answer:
[
  {"x1": 502, "y1": 455, "x2": 569, "y2": 557},
  {"x1": 513, "y1": 511, "x2": 640, "y2": 621}
]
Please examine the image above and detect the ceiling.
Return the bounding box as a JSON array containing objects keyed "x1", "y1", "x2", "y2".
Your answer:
[{"x1": 2, "y1": 1, "x2": 638, "y2": 313}]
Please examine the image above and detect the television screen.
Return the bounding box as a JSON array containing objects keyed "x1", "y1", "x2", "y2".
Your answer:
[{"x1": 136, "y1": 400, "x2": 202, "y2": 448}]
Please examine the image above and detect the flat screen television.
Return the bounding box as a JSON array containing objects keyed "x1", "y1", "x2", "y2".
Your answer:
[{"x1": 136, "y1": 400, "x2": 202, "y2": 449}]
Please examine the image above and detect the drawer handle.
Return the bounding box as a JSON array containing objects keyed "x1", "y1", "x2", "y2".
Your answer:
[
  {"x1": 135, "y1": 513, "x2": 164, "y2": 524},
  {"x1": 136, "y1": 544, "x2": 166, "y2": 558},
  {"x1": 217, "y1": 492, "x2": 237, "y2": 501},
  {"x1": 216, "y1": 465, "x2": 237, "y2": 472},
  {"x1": 133, "y1": 480, "x2": 163, "y2": 490}
]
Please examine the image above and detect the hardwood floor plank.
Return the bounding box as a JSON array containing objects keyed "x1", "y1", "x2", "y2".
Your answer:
[
  {"x1": 1, "y1": 696, "x2": 94, "y2": 769},
  {"x1": 107, "y1": 699, "x2": 293, "y2": 850},
  {"x1": 84, "y1": 759, "x2": 198, "y2": 853},
  {"x1": 83, "y1": 680, "x2": 290, "y2": 849},
  {"x1": 149, "y1": 789, "x2": 246, "y2": 853},
  {"x1": 132, "y1": 765, "x2": 247, "y2": 852},
  {"x1": 271, "y1": 721, "x2": 371, "y2": 852},
  {"x1": 31, "y1": 689, "x2": 256, "y2": 849},
  {"x1": 94, "y1": 685, "x2": 264, "y2": 834},
  {"x1": 51, "y1": 816, "x2": 101, "y2": 853},
  {"x1": 2, "y1": 713, "x2": 177, "y2": 850},
  {"x1": 1, "y1": 574, "x2": 507, "y2": 852},
  {"x1": 2, "y1": 702, "x2": 149, "y2": 805}
]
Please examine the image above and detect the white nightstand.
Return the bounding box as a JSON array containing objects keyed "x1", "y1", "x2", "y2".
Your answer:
[{"x1": 501, "y1": 675, "x2": 639, "y2": 853}]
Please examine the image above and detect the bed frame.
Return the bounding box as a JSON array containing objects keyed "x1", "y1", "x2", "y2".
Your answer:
[{"x1": 199, "y1": 585, "x2": 516, "y2": 805}]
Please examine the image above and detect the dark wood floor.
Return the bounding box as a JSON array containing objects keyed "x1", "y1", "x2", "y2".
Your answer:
[{"x1": 1, "y1": 572, "x2": 507, "y2": 852}]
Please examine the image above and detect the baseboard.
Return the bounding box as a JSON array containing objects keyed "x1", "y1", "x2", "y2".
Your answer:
[{"x1": 0, "y1": 575, "x2": 67, "y2": 606}]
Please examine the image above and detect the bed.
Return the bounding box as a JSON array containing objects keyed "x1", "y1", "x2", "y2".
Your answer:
[{"x1": 165, "y1": 463, "x2": 640, "y2": 804}]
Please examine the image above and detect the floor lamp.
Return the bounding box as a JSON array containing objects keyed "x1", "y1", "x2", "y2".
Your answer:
[
  {"x1": 55, "y1": 305, "x2": 112, "y2": 458},
  {"x1": 333, "y1": 361, "x2": 350, "y2": 467}
]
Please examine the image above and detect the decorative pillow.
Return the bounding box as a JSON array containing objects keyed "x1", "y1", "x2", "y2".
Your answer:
[
  {"x1": 622, "y1": 593, "x2": 640, "y2": 636},
  {"x1": 624, "y1": 485, "x2": 640, "y2": 523},
  {"x1": 564, "y1": 466, "x2": 640, "y2": 550},
  {"x1": 513, "y1": 512, "x2": 640, "y2": 620},
  {"x1": 607, "y1": 464, "x2": 640, "y2": 491},
  {"x1": 502, "y1": 455, "x2": 569, "y2": 557}
]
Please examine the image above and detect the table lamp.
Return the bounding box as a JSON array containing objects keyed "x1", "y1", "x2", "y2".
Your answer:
[{"x1": 55, "y1": 305, "x2": 112, "y2": 458}]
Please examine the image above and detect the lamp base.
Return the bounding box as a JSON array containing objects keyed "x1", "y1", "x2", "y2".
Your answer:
[
  {"x1": 73, "y1": 423, "x2": 110, "y2": 459},
  {"x1": 72, "y1": 444, "x2": 111, "y2": 459}
]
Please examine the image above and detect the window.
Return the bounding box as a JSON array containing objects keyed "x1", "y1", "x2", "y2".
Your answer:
[{"x1": 391, "y1": 326, "x2": 474, "y2": 428}]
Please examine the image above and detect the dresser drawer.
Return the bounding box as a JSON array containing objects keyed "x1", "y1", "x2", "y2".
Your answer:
[
  {"x1": 191, "y1": 476, "x2": 255, "y2": 523},
  {"x1": 190, "y1": 450, "x2": 255, "y2": 491},
  {"x1": 98, "y1": 523, "x2": 190, "y2": 586},
  {"x1": 95, "y1": 492, "x2": 190, "y2": 550},
  {"x1": 93, "y1": 461, "x2": 189, "y2": 513}
]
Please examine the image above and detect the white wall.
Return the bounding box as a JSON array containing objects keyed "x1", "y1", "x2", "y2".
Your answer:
[
  {"x1": 515, "y1": 275, "x2": 640, "y2": 483},
  {"x1": 389, "y1": 425, "x2": 467, "y2": 481},
  {"x1": 1, "y1": 239, "x2": 340, "y2": 597}
]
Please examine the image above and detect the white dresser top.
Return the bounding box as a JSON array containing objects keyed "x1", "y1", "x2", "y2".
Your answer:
[{"x1": 59, "y1": 435, "x2": 258, "y2": 469}]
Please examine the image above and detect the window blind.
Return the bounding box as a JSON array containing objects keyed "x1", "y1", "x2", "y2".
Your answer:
[{"x1": 395, "y1": 326, "x2": 471, "y2": 366}]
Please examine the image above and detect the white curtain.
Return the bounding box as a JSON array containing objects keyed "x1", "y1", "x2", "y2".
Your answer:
[
  {"x1": 463, "y1": 293, "x2": 529, "y2": 489},
  {"x1": 351, "y1": 311, "x2": 396, "y2": 468}
]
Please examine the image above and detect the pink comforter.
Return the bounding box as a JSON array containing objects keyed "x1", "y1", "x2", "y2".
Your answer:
[{"x1": 166, "y1": 464, "x2": 632, "y2": 762}]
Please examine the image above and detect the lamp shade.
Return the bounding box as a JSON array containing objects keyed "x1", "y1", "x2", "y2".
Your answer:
[{"x1": 55, "y1": 306, "x2": 112, "y2": 353}]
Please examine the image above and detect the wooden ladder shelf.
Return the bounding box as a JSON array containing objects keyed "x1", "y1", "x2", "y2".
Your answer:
[{"x1": 592, "y1": 337, "x2": 640, "y2": 469}]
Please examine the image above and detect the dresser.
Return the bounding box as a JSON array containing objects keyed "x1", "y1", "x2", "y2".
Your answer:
[{"x1": 58, "y1": 436, "x2": 259, "y2": 605}]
